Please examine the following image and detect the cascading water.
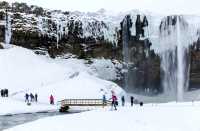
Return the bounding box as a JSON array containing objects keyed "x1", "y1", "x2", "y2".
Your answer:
[
  {"x1": 37, "y1": 16, "x2": 44, "y2": 36},
  {"x1": 56, "y1": 20, "x2": 60, "y2": 48},
  {"x1": 122, "y1": 15, "x2": 130, "y2": 91},
  {"x1": 5, "y1": 12, "x2": 12, "y2": 45},
  {"x1": 176, "y1": 17, "x2": 184, "y2": 101},
  {"x1": 56, "y1": 19, "x2": 64, "y2": 48},
  {"x1": 159, "y1": 16, "x2": 191, "y2": 101},
  {"x1": 160, "y1": 50, "x2": 177, "y2": 97}
]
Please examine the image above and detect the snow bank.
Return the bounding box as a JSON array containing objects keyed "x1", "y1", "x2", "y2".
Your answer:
[
  {"x1": 4, "y1": 102, "x2": 200, "y2": 131},
  {"x1": 14, "y1": 72, "x2": 124, "y2": 104},
  {"x1": 0, "y1": 98, "x2": 57, "y2": 115},
  {"x1": 89, "y1": 59, "x2": 122, "y2": 81}
]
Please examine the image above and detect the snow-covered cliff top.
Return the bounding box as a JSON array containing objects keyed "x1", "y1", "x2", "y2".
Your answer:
[{"x1": 1, "y1": 1, "x2": 200, "y2": 51}]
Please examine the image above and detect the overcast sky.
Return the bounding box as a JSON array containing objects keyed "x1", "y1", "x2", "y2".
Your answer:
[{"x1": 4, "y1": 0, "x2": 200, "y2": 15}]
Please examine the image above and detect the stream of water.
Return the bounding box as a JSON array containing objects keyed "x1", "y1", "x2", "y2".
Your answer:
[{"x1": 0, "y1": 111, "x2": 78, "y2": 131}]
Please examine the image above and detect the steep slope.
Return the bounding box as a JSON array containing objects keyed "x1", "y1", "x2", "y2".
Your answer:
[{"x1": 0, "y1": 46, "x2": 124, "y2": 104}]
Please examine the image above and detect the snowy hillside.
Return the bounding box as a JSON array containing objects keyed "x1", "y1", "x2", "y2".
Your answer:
[{"x1": 0, "y1": 45, "x2": 124, "y2": 114}]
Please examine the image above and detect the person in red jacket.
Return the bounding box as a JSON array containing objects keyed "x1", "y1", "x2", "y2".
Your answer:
[
  {"x1": 112, "y1": 94, "x2": 117, "y2": 110},
  {"x1": 50, "y1": 94, "x2": 54, "y2": 105},
  {"x1": 111, "y1": 91, "x2": 117, "y2": 110}
]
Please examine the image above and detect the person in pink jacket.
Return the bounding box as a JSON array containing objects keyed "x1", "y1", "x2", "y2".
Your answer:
[
  {"x1": 50, "y1": 94, "x2": 54, "y2": 105},
  {"x1": 111, "y1": 91, "x2": 117, "y2": 110}
]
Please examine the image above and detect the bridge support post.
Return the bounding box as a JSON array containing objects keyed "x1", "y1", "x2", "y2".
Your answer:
[{"x1": 59, "y1": 106, "x2": 69, "y2": 112}]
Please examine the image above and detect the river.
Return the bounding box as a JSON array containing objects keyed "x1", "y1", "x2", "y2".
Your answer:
[{"x1": 0, "y1": 111, "x2": 78, "y2": 131}]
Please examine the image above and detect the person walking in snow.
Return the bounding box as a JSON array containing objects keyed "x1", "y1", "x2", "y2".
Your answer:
[
  {"x1": 50, "y1": 94, "x2": 54, "y2": 105},
  {"x1": 35, "y1": 93, "x2": 38, "y2": 102},
  {"x1": 121, "y1": 96, "x2": 125, "y2": 106},
  {"x1": 102, "y1": 94, "x2": 107, "y2": 107},
  {"x1": 6, "y1": 89, "x2": 8, "y2": 97},
  {"x1": 1, "y1": 89, "x2": 4, "y2": 97},
  {"x1": 112, "y1": 95, "x2": 117, "y2": 110},
  {"x1": 30, "y1": 93, "x2": 34, "y2": 102},
  {"x1": 2, "y1": 89, "x2": 6, "y2": 97},
  {"x1": 111, "y1": 91, "x2": 117, "y2": 110},
  {"x1": 4, "y1": 89, "x2": 8, "y2": 97},
  {"x1": 131, "y1": 96, "x2": 134, "y2": 106},
  {"x1": 25, "y1": 93, "x2": 29, "y2": 103}
]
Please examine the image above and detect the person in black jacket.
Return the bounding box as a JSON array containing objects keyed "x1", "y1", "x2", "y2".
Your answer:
[
  {"x1": 35, "y1": 93, "x2": 38, "y2": 102},
  {"x1": 131, "y1": 96, "x2": 134, "y2": 106},
  {"x1": 1, "y1": 89, "x2": 4, "y2": 97},
  {"x1": 121, "y1": 96, "x2": 125, "y2": 106},
  {"x1": 25, "y1": 93, "x2": 29, "y2": 103},
  {"x1": 4, "y1": 89, "x2": 8, "y2": 97},
  {"x1": 30, "y1": 93, "x2": 34, "y2": 102}
]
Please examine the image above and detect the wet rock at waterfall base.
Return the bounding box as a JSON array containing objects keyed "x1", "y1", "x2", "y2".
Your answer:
[
  {"x1": 190, "y1": 39, "x2": 200, "y2": 90},
  {"x1": 0, "y1": 43, "x2": 3, "y2": 49}
]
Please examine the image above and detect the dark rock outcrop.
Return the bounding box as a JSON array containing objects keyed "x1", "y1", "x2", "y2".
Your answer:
[
  {"x1": 119, "y1": 15, "x2": 161, "y2": 94},
  {"x1": 190, "y1": 39, "x2": 200, "y2": 89},
  {"x1": 0, "y1": 1, "x2": 121, "y2": 59}
]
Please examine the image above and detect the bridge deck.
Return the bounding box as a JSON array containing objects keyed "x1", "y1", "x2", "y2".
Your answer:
[{"x1": 60, "y1": 99, "x2": 112, "y2": 107}]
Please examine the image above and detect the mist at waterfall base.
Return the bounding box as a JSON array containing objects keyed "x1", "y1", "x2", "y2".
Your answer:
[{"x1": 122, "y1": 16, "x2": 196, "y2": 101}]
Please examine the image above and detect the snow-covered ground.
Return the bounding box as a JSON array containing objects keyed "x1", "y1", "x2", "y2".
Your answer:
[
  {"x1": 127, "y1": 88, "x2": 200, "y2": 103},
  {"x1": 0, "y1": 46, "x2": 124, "y2": 115},
  {"x1": 4, "y1": 102, "x2": 200, "y2": 131},
  {"x1": 2, "y1": 46, "x2": 200, "y2": 131},
  {"x1": 0, "y1": 98, "x2": 57, "y2": 115}
]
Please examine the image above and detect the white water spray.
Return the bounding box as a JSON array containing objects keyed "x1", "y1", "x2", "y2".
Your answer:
[
  {"x1": 176, "y1": 17, "x2": 184, "y2": 101},
  {"x1": 56, "y1": 19, "x2": 64, "y2": 48},
  {"x1": 5, "y1": 13, "x2": 12, "y2": 45},
  {"x1": 160, "y1": 16, "x2": 191, "y2": 101},
  {"x1": 122, "y1": 15, "x2": 130, "y2": 91}
]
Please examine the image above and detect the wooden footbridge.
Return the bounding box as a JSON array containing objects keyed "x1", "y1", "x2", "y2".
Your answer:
[{"x1": 59, "y1": 99, "x2": 112, "y2": 112}]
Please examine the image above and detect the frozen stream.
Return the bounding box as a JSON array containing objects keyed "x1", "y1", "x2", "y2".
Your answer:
[{"x1": 0, "y1": 111, "x2": 79, "y2": 131}]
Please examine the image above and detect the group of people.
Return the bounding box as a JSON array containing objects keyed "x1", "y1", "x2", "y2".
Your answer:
[
  {"x1": 102, "y1": 90, "x2": 118, "y2": 110},
  {"x1": 24, "y1": 93, "x2": 55, "y2": 105},
  {"x1": 1, "y1": 89, "x2": 8, "y2": 97},
  {"x1": 122, "y1": 96, "x2": 142, "y2": 107},
  {"x1": 103, "y1": 90, "x2": 143, "y2": 110},
  {"x1": 25, "y1": 93, "x2": 38, "y2": 103}
]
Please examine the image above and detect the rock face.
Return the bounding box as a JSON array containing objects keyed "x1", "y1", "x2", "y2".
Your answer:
[
  {"x1": 120, "y1": 15, "x2": 161, "y2": 94},
  {"x1": 190, "y1": 40, "x2": 200, "y2": 90},
  {"x1": 1, "y1": 1, "x2": 200, "y2": 94},
  {"x1": 0, "y1": 1, "x2": 120, "y2": 59}
]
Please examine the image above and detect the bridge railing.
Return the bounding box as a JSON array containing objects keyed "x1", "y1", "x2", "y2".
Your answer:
[{"x1": 59, "y1": 99, "x2": 112, "y2": 107}]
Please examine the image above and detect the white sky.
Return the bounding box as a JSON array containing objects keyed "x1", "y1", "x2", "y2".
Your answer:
[{"x1": 3, "y1": 0, "x2": 200, "y2": 15}]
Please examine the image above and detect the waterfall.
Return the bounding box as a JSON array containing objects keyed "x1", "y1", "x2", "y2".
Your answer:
[
  {"x1": 122, "y1": 15, "x2": 132, "y2": 91},
  {"x1": 37, "y1": 16, "x2": 44, "y2": 36},
  {"x1": 56, "y1": 19, "x2": 64, "y2": 48},
  {"x1": 160, "y1": 51, "x2": 177, "y2": 97},
  {"x1": 176, "y1": 17, "x2": 184, "y2": 101},
  {"x1": 5, "y1": 12, "x2": 12, "y2": 45},
  {"x1": 176, "y1": 17, "x2": 191, "y2": 101},
  {"x1": 160, "y1": 16, "x2": 190, "y2": 101}
]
